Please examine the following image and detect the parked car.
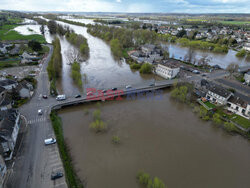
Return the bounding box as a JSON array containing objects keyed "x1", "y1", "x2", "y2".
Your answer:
[
  {"x1": 112, "y1": 87, "x2": 117, "y2": 91},
  {"x1": 42, "y1": 95, "x2": 48, "y2": 99},
  {"x1": 38, "y1": 109, "x2": 43, "y2": 115},
  {"x1": 75, "y1": 94, "x2": 81, "y2": 98},
  {"x1": 44, "y1": 138, "x2": 56, "y2": 145},
  {"x1": 102, "y1": 89, "x2": 107, "y2": 93},
  {"x1": 51, "y1": 172, "x2": 63, "y2": 180},
  {"x1": 56, "y1": 95, "x2": 66, "y2": 101},
  {"x1": 125, "y1": 85, "x2": 132, "y2": 89},
  {"x1": 149, "y1": 83, "x2": 155, "y2": 86}
]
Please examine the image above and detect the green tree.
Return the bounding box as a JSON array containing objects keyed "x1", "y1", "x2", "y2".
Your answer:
[
  {"x1": 110, "y1": 39, "x2": 123, "y2": 59},
  {"x1": 224, "y1": 122, "x2": 237, "y2": 132},
  {"x1": 139, "y1": 63, "x2": 152, "y2": 74},
  {"x1": 28, "y1": 40, "x2": 42, "y2": 51},
  {"x1": 236, "y1": 49, "x2": 246, "y2": 58}
]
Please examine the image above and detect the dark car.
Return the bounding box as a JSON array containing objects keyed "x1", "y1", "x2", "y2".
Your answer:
[
  {"x1": 51, "y1": 172, "x2": 63, "y2": 180},
  {"x1": 102, "y1": 89, "x2": 107, "y2": 93},
  {"x1": 75, "y1": 94, "x2": 81, "y2": 98},
  {"x1": 112, "y1": 88, "x2": 117, "y2": 91},
  {"x1": 42, "y1": 95, "x2": 48, "y2": 99},
  {"x1": 149, "y1": 83, "x2": 155, "y2": 86}
]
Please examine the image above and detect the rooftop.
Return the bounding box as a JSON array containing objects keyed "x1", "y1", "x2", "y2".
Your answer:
[{"x1": 207, "y1": 82, "x2": 232, "y2": 98}]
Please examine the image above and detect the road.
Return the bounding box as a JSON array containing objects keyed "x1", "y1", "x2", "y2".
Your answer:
[{"x1": 6, "y1": 45, "x2": 67, "y2": 188}]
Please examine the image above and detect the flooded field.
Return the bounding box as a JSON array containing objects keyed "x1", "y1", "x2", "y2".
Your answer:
[{"x1": 59, "y1": 91, "x2": 250, "y2": 188}]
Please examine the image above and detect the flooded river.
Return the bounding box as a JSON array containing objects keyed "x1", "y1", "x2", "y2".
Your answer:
[{"x1": 59, "y1": 91, "x2": 250, "y2": 188}]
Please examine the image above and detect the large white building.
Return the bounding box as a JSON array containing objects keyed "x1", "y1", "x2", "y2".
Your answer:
[
  {"x1": 155, "y1": 63, "x2": 180, "y2": 79},
  {"x1": 206, "y1": 84, "x2": 233, "y2": 105}
]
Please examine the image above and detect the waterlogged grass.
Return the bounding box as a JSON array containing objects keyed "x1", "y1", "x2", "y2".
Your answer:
[
  {"x1": 0, "y1": 24, "x2": 46, "y2": 43},
  {"x1": 50, "y1": 111, "x2": 84, "y2": 188}
]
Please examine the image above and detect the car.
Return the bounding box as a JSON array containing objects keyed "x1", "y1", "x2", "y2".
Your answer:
[
  {"x1": 202, "y1": 74, "x2": 206, "y2": 77},
  {"x1": 149, "y1": 83, "x2": 155, "y2": 86},
  {"x1": 56, "y1": 95, "x2": 66, "y2": 101},
  {"x1": 102, "y1": 89, "x2": 107, "y2": 93},
  {"x1": 87, "y1": 91, "x2": 93, "y2": 96},
  {"x1": 112, "y1": 88, "x2": 117, "y2": 91},
  {"x1": 51, "y1": 172, "x2": 63, "y2": 180},
  {"x1": 75, "y1": 94, "x2": 81, "y2": 98},
  {"x1": 42, "y1": 95, "x2": 48, "y2": 99},
  {"x1": 44, "y1": 138, "x2": 56, "y2": 145},
  {"x1": 125, "y1": 85, "x2": 132, "y2": 89},
  {"x1": 38, "y1": 109, "x2": 43, "y2": 115}
]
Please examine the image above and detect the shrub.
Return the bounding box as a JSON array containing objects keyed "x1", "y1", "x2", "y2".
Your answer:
[
  {"x1": 71, "y1": 62, "x2": 82, "y2": 88},
  {"x1": 136, "y1": 171, "x2": 166, "y2": 188},
  {"x1": 236, "y1": 49, "x2": 246, "y2": 58},
  {"x1": 112, "y1": 136, "x2": 120, "y2": 144},
  {"x1": 130, "y1": 63, "x2": 141, "y2": 70},
  {"x1": 224, "y1": 122, "x2": 237, "y2": 132},
  {"x1": 89, "y1": 119, "x2": 107, "y2": 133}
]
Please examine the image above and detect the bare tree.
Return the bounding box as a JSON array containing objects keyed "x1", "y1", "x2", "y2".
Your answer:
[
  {"x1": 66, "y1": 48, "x2": 82, "y2": 65},
  {"x1": 198, "y1": 54, "x2": 211, "y2": 67},
  {"x1": 184, "y1": 48, "x2": 196, "y2": 64},
  {"x1": 226, "y1": 63, "x2": 239, "y2": 78}
]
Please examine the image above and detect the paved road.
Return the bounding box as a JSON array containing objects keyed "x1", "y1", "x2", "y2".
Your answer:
[
  {"x1": 215, "y1": 78, "x2": 250, "y2": 97},
  {"x1": 6, "y1": 45, "x2": 67, "y2": 188}
]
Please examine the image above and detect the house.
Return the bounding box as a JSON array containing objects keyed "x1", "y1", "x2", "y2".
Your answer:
[
  {"x1": 244, "y1": 71, "x2": 250, "y2": 85},
  {"x1": 155, "y1": 62, "x2": 180, "y2": 79},
  {"x1": 0, "y1": 155, "x2": 6, "y2": 188},
  {"x1": 141, "y1": 44, "x2": 155, "y2": 56},
  {"x1": 16, "y1": 80, "x2": 34, "y2": 98},
  {"x1": 243, "y1": 43, "x2": 250, "y2": 51},
  {"x1": 129, "y1": 51, "x2": 145, "y2": 64},
  {"x1": 206, "y1": 84, "x2": 233, "y2": 105},
  {"x1": 0, "y1": 109, "x2": 20, "y2": 160},
  {"x1": 0, "y1": 87, "x2": 12, "y2": 111},
  {"x1": 0, "y1": 79, "x2": 18, "y2": 91},
  {"x1": 227, "y1": 95, "x2": 250, "y2": 118}
]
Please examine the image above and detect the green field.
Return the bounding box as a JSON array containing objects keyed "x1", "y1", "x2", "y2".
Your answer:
[
  {"x1": 218, "y1": 21, "x2": 250, "y2": 25},
  {"x1": 0, "y1": 24, "x2": 46, "y2": 43}
]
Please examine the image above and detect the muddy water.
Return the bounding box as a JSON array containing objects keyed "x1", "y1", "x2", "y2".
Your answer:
[
  {"x1": 167, "y1": 43, "x2": 249, "y2": 69},
  {"x1": 59, "y1": 91, "x2": 250, "y2": 188},
  {"x1": 55, "y1": 20, "x2": 162, "y2": 96}
]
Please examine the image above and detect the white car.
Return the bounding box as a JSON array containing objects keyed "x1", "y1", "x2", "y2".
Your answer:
[
  {"x1": 125, "y1": 85, "x2": 132, "y2": 89},
  {"x1": 44, "y1": 138, "x2": 56, "y2": 145},
  {"x1": 38, "y1": 109, "x2": 43, "y2": 115},
  {"x1": 56, "y1": 95, "x2": 66, "y2": 101}
]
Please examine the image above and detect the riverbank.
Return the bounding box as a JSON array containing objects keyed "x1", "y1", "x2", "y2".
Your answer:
[{"x1": 50, "y1": 111, "x2": 84, "y2": 188}]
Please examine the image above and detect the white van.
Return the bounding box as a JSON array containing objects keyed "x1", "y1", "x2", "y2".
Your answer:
[
  {"x1": 44, "y1": 138, "x2": 56, "y2": 145},
  {"x1": 56, "y1": 95, "x2": 66, "y2": 101}
]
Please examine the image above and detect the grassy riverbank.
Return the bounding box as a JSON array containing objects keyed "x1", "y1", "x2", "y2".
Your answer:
[
  {"x1": 71, "y1": 62, "x2": 82, "y2": 89},
  {"x1": 50, "y1": 111, "x2": 84, "y2": 188}
]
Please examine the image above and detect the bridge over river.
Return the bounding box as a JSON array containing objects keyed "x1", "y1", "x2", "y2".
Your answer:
[{"x1": 50, "y1": 79, "x2": 179, "y2": 111}]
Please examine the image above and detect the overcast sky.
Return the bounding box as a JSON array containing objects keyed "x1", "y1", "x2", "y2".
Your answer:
[{"x1": 1, "y1": 0, "x2": 250, "y2": 13}]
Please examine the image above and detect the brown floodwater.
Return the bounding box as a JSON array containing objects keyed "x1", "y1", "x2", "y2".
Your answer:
[{"x1": 59, "y1": 90, "x2": 250, "y2": 188}]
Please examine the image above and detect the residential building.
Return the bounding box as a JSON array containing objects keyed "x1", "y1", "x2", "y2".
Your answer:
[
  {"x1": 227, "y1": 96, "x2": 250, "y2": 118},
  {"x1": 0, "y1": 109, "x2": 21, "y2": 160},
  {"x1": 243, "y1": 43, "x2": 250, "y2": 51},
  {"x1": 141, "y1": 44, "x2": 155, "y2": 56},
  {"x1": 155, "y1": 62, "x2": 180, "y2": 79},
  {"x1": 0, "y1": 79, "x2": 18, "y2": 91},
  {"x1": 0, "y1": 86, "x2": 12, "y2": 111},
  {"x1": 206, "y1": 84, "x2": 233, "y2": 105},
  {"x1": 16, "y1": 80, "x2": 34, "y2": 98},
  {"x1": 244, "y1": 71, "x2": 250, "y2": 85},
  {"x1": 0, "y1": 155, "x2": 6, "y2": 188}
]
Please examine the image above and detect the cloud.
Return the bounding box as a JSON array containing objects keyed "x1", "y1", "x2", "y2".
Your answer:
[{"x1": 116, "y1": 0, "x2": 121, "y2": 2}]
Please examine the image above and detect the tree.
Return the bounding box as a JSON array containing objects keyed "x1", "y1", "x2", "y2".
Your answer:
[
  {"x1": 224, "y1": 122, "x2": 237, "y2": 132},
  {"x1": 139, "y1": 63, "x2": 152, "y2": 74},
  {"x1": 110, "y1": 39, "x2": 123, "y2": 59},
  {"x1": 184, "y1": 48, "x2": 196, "y2": 64},
  {"x1": 197, "y1": 54, "x2": 211, "y2": 67},
  {"x1": 226, "y1": 63, "x2": 239, "y2": 77},
  {"x1": 47, "y1": 20, "x2": 57, "y2": 34},
  {"x1": 236, "y1": 49, "x2": 246, "y2": 58},
  {"x1": 40, "y1": 24, "x2": 45, "y2": 35},
  {"x1": 28, "y1": 40, "x2": 42, "y2": 51},
  {"x1": 176, "y1": 29, "x2": 187, "y2": 38}
]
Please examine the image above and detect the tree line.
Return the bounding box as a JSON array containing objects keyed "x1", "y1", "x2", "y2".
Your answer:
[{"x1": 47, "y1": 38, "x2": 62, "y2": 95}]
